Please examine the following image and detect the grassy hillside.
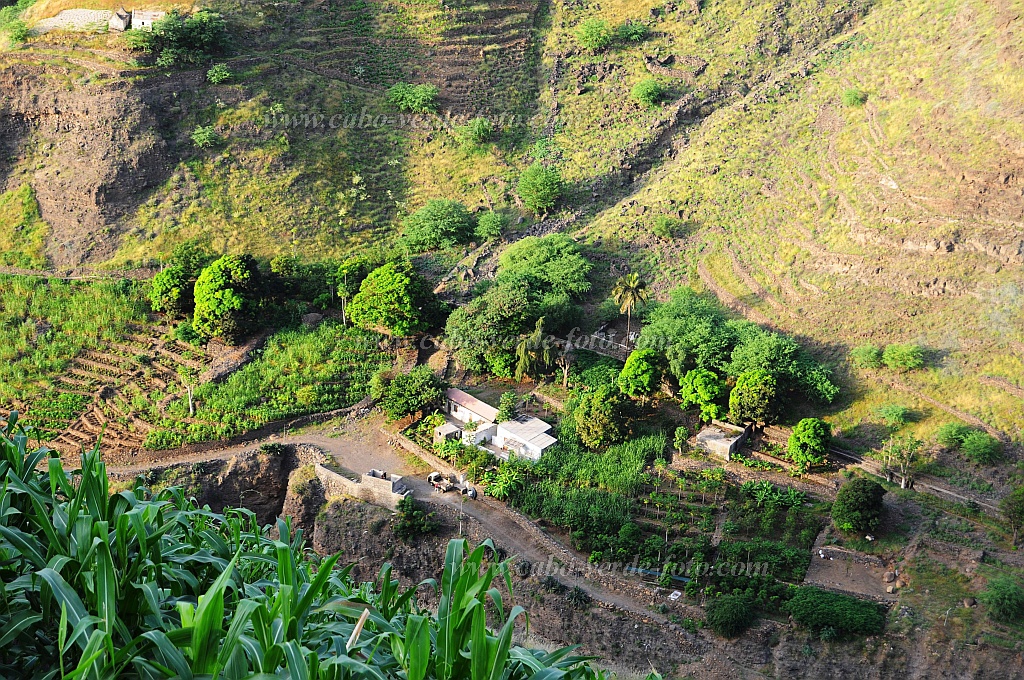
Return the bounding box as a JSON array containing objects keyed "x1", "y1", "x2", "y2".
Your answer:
[{"x1": 579, "y1": 0, "x2": 1024, "y2": 445}]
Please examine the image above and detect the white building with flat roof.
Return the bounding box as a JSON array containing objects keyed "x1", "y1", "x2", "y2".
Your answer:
[{"x1": 435, "y1": 388, "x2": 557, "y2": 461}]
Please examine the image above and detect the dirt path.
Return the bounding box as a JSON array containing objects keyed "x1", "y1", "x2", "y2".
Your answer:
[{"x1": 107, "y1": 415, "x2": 681, "y2": 630}]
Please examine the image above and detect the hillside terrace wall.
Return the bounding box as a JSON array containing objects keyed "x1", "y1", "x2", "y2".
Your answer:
[{"x1": 314, "y1": 464, "x2": 411, "y2": 511}]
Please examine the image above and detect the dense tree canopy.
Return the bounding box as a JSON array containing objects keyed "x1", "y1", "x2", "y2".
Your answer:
[
  {"x1": 401, "y1": 199, "x2": 476, "y2": 251},
  {"x1": 573, "y1": 384, "x2": 628, "y2": 449},
  {"x1": 728, "y1": 369, "x2": 778, "y2": 424},
  {"x1": 678, "y1": 368, "x2": 725, "y2": 421},
  {"x1": 786, "y1": 418, "x2": 831, "y2": 473},
  {"x1": 617, "y1": 348, "x2": 662, "y2": 401},
  {"x1": 192, "y1": 254, "x2": 261, "y2": 343},
  {"x1": 831, "y1": 477, "x2": 885, "y2": 533},
  {"x1": 348, "y1": 260, "x2": 438, "y2": 336},
  {"x1": 444, "y1": 279, "x2": 533, "y2": 378},
  {"x1": 378, "y1": 365, "x2": 445, "y2": 420}
]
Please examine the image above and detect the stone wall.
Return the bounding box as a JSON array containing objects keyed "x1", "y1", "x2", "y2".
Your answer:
[{"x1": 313, "y1": 463, "x2": 411, "y2": 511}]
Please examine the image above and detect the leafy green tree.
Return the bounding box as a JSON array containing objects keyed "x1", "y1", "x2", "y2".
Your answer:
[
  {"x1": 517, "y1": 162, "x2": 563, "y2": 214},
  {"x1": 401, "y1": 199, "x2": 476, "y2": 251},
  {"x1": 832, "y1": 477, "x2": 885, "y2": 533},
  {"x1": 678, "y1": 368, "x2": 725, "y2": 421},
  {"x1": 960, "y1": 431, "x2": 1002, "y2": 464},
  {"x1": 850, "y1": 344, "x2": 883, "y2": 368},
  {"x1": 496, "y1": 391, "x2": 519, "y2": 422},
  {"x1": 498, "y1": 233, "x2": 592, "y2": 300},
  {"x1": 379, "y1": 366, "x2": 444, "y2": 420},
  {"x1": 631, "y1": 78, "x2": 664, "y2": 107},
  {"x1": 1000, "y1": 485, "x2": 1024, "y2": 545},
  {"x1": 978, "y1": 577, "x2": 1024, "y2": 623},
  {"x1": 475, "y1": 210, "x2": 506, "y2": 241},
  {"x1": 192, "y1": 254, "x2": 261, "y2": 343},
  {"x1": 574, "y1": 384, "x2": 627, "y2": 449},
  {"x1": 575, "y1": 18, "x2": 615, "y2": 51},
  {"x1": 386, "y1": 82, "x2": 439, "y2": 112},
  {"x1": 149, "y1": 264, "x2": 192, "y2": 316},
  {"x1": 706, "y1": 595, "x2": 756, "y2": 638},
  {"x1": 394, "y1": 495, "x2": 439, "y2": 540},
  {"x1": 149, "y1": 10, "x2": 229, "y2": 67},
  {"x1": 487, "y1": 460, "x2": 526, "y2": 501},
  {"x1": 882, "y1": 343, "x2": 924, "y2": 371},
  {"x1": 611, "y1": 272, "x2": 650, "y2": 339},
  {"x1": 786, "y1": 418, "x2": 831, "y2": 473},
  {"x1": 728, "y1": 369, "x2": 778, "y2": 424},
  {"x1": 348, "y1": 260, "x2": 437, "y2": 336},
  {"x1": 444, "y1": 279, "x2": 532, "y2": 378},
  {"x1": 617, "y1": 348, "x2": 662, "y2": 403}
]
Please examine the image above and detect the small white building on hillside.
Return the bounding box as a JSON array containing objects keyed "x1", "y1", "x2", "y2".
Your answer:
[
  {"x1": 435, "y1": 388, "x2": 557, "y2": 461},
  {"x1": 132, "y1": 9, "x2": 166, "y2": 30}
]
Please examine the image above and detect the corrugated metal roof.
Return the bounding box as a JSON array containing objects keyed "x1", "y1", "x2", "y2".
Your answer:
[{"x1": 446, "y1": 388, "x2": 499, "y2": 423}]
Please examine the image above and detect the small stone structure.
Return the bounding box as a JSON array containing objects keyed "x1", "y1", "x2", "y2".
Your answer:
[
  {"x1": 695, "y1": 420, "x2": 751, "y2": 460},
  {"x1": 108, "y1": 7, "x2": 130, "y2": 32},
  {"x1": 314, "y1": 464, "x2": 412, "y2": 511}
]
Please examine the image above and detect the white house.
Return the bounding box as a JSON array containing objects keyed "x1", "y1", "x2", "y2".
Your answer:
[
  {"x1": 435, "y1": 388, "x2": 557, "y2": 461},
  {"x1": 131, "y1": 9, "x2": 166, "y2": 30}
]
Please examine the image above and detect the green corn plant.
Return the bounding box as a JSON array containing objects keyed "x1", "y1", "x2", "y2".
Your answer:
[{"x1": 0, "y1": 413, "x2": 614, "y2": 679}]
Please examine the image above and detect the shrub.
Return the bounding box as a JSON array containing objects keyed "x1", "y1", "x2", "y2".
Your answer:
[
  {"x1": 875, "y1": 403, "x2": 910, "y2": 429},
  {"x1": 206, "y1": 62, "x2": 232, "y2": 83},
  {"x1": 517, "y1": 162, "x2": 563, "y2": 214},
  {"x1": 960, "y1": 431, "x2": 1002, "y2": 464},
  {"x1": 882, "y1": 343, "x2": 924, "y2": 371},
  {"x1": 706, "y1": 595, "x2": 756, "y2": 638},
  {"x1": 679, "y1": 368, "x2": 725, "y2": 421},
  {"x1": 575, "y1": 18, "x2": 614, "y2": 51},
  {"x1": 787, "y1": 418, "x2": 831, "y2": 473},
  {"x1": 979, "y1": 577, "x2": 1024, "y2": 623},
  {"x1": 842, "y1": 88, "x2": 868, "y2": 107},
  {"x1": 936, "y1": 422, "x2": 974, "y2": 448},
  {"x1": 401, "y1": 199, "x2": 475, "y2": 251},
  {"x1": 831, "y1": 477, "x2": 885, "y2": 533},
  {"x1": 191, "y1": 125, "x2": 221, "y2": 148},
  {"x1": 393, "y1": 495, "x2": 439, "y2": 540},
  {"x1": 631, "y1": 78, "x2": 664, "y2": 107},
  {"x1": 850, "y1": 344, "x2": 883, "y2": 368},
  {"x1": 786, "y1": 587, "x2": 886, "y2": 636},
  {"x1": 616, "y1": 20, "x2": 649, "y2": 43},
  {"x1": 387, "y1": 82, "x2": 439, "y2": 113},
  {"x1": 651, "y1": 215, "x2": 681, "y2": 239},
  {"x1": 7, "y1": 18, "x2": 28, "y2": 43},
  {"x1": 455, "y1": 116, "x2": 493, "y2": 145},
  {"x1": 475, "y1": 210, "x2": 506, "y2": 241},
  {"x1": 379, "y1": 365, "x2": 444, "y2": 420},
  {"x1": 150, "y1": 10, "x2": 229, "y2": 67}
]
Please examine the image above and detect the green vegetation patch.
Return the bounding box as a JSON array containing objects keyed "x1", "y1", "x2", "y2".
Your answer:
[{"x1": 0, "y1": 184, "x2": 49, "y2": 269}]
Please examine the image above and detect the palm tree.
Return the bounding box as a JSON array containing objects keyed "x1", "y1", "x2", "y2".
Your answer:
[{"x1": 611, "y1": 272, "x2": 650, "y2": 342}]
